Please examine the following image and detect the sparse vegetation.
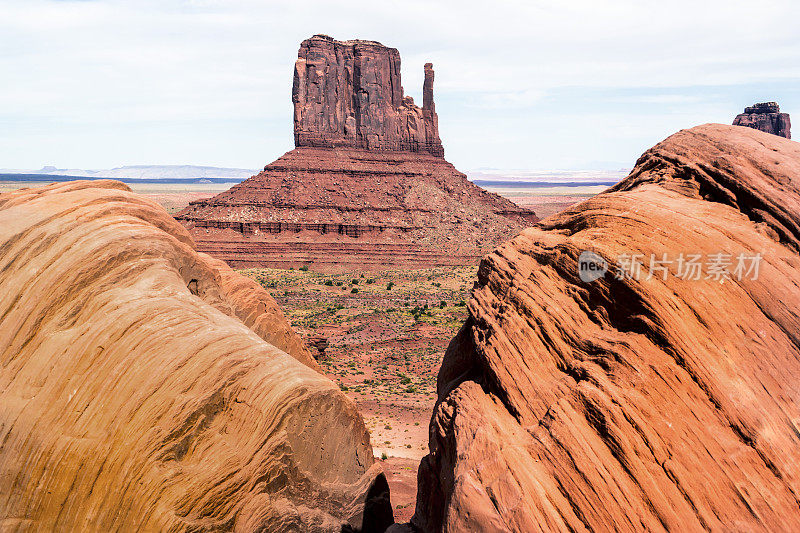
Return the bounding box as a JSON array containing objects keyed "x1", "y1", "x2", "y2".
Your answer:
[{"x1": 238, "y1": 265, "x2": 476, "y2": 463}]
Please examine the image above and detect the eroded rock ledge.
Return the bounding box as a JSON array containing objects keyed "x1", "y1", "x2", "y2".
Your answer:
[
  {"x1": 412, "y1": 124, "x2": 800, "y2": 532},
  {"x1": 0, "y1": 181, "x2": 392, "y2": 532}
]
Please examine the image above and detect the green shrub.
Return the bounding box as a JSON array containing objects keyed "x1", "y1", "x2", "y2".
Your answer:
[
  {"x1": 299, "y1": 265, "x2": 309, "y2": 271},
  {"x1": 324, "y1": 280, "x2": 334, "y2": 286}
]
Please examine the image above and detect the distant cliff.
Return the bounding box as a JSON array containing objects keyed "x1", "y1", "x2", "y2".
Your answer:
[
  {"x1": 733, "y1": 101, "x2": 791, "y2": 139},
  {"x1": 292, "y1": 34, "x2": 443, "y2": 156}
]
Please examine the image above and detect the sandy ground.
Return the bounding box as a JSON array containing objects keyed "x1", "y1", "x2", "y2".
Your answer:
[{"x1": 0, "y1": 181, "x2": 233, "y2": 214}]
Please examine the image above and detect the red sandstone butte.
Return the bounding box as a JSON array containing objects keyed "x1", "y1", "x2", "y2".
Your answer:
[
  {"x1": 733, "y1": 101, "x2": 791, "y2": 139},
  {"x1": 176, "y1": 35, "x2": 536, "y2": 271},
  {"x1": 409, "y1": 124, "x2": 800, "y2": 532}
]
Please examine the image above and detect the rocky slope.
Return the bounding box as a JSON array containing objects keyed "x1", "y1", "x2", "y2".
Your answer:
[
  {"x1": 176, "y1": 36, "x2": 536, "y2": 271},
  {"x1": 412, "y1": 124, "x2": 800, "y2": 531},
  {"x1": 733, "y1": 101, "x2": 791, "y2": 139},
  {"x1": 0, "y1": 180, "x2": 392, "y2": 532},
  {"x1": 178, "y1": 147, "x2": 535, "y2": 271}
]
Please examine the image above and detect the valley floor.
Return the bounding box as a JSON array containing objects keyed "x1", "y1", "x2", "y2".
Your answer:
[{"x1": 238, "y1": 266, "x2": 477, "y2": 522}]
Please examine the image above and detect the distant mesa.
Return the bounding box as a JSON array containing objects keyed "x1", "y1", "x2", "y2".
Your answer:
[
  {"x1": 733, "y1": 101, "x2": 791, "y2": 139},
  {"x1": 176, "y1": 35, "x2": 537, "y2": 271}
]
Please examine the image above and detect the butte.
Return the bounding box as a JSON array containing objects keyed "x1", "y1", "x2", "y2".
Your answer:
[
  {"x1": 175, "y1": 35, "x2": 537, "y2": 271},
  {"x1": 733, "y1": 101, "x2": 791, "y2": 139}
]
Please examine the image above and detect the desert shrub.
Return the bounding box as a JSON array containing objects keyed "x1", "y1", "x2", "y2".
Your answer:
[
  {"x1": 351, "y1": 287, "x2": 359, "y2": 294},
  {"x1": 386, "y1": 282, "x2": 394, "y2": 290},
  {"x1": 299, "y1": 265, "x2": 309, "y2": 271},
  {"x1": 439, "y1": 300, "x2": 446, "y2": 308},
  {"x1": 324, "y1": 280, "x2": 334, "y2": 286}
]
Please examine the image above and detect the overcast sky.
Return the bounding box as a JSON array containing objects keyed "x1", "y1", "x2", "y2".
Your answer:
[{"x1": 2, "y1": 0, "x2": 799, "y2": 171}]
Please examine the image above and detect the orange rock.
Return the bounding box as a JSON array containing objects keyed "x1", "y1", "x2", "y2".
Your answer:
[
  {"x1": 0, "y1": 180, "x2": 392, "y2": 531},
  {"x1": 412, "y1": 124, "x2": 800, "y2": 531}
]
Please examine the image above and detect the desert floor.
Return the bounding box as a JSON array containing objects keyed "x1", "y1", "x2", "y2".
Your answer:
[{"x1": 238, "y1": 266, "x2": 475, "y2": 521}]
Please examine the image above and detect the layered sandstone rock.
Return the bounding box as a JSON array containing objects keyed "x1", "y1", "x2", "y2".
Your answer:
[
  {"x1": 412, "y1": 124, "x2": 800, "y2": 531},
  {"x1": 176, "y1": 36, "x2": 536, "y2": 271},
  {"x1": 293, "y1": 35, "x2": 442, "y2": 156},
  {"x1": 733, "y1": 101, "x2": 791, "y2": 138},
  {"x1": 0, "y1": 181, "x2": 392, "y2": 532}
]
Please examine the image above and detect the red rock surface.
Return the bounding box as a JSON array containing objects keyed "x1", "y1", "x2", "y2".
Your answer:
[
  {"x1": 293, "y1": 34, "x2": 442, "y2": 156},
  {"x1": 0, "y1": 181, "x2": 392, "y2": 532},
  {"x1": 176, "y1": 36, "x2": 536, "y2": 271},
  {"x1": 733, "y1": 101, "x2": 791, "y2": 139},
  {"x1": 411, "y1": 124, "x2": 800, "y2": 531}
]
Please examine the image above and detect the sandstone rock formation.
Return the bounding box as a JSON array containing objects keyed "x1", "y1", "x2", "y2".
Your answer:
[
  {"x1": 293, "y1": 35, "x2": 442, "y2": 156},
  {"x1": 412, "y1": 124, "x2": 800, "y2": 531},
  {"x1": 733, "y1": 101, "x2": 791, "y2": 138},
  {"x1": 176, "y1": 36, "x2": 536, "y2": 271},
  {"x1": 0, "y1": 180, "x2": 393, "y2": 532}
]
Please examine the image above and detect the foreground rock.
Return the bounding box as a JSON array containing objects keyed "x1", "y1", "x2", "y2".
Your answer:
[
  {"x1": 733, "y1": 101, "x2": 791, "y2": 138},
  {"x1": 0, "y1": 181, "x2": 392, "y2": 532},
  {"x1": 176, "y1": 36, "x2": 536, "y2": 271},
  {"x1": 413, "y1": 124, "x2": 800, "y2": 531}
]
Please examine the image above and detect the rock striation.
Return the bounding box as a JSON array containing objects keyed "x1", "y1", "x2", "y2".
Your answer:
[
  {"x1": 293, "y1": 34, "x2": 442, "y2": 156},
  {"x1": 0, "y1": 180, "x2": 393, "y2": 532},
  {"x1": 733, "y1": 101, "x2": 791, "y2": 138},
  {"x1": 411, "y1": 124, "x2": 800, "y2": 531},
  {"x1": 176, "y1": 36, "x2": 536, "y2": 271}
]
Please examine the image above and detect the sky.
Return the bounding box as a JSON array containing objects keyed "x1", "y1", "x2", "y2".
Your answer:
[{"x1": 2, "y1": 0, "x2": 799, "y2": 172}]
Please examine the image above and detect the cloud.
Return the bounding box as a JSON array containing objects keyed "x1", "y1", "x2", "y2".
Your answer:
[{"x1": 1, "y1": 0, "x2": 798, "y2": 169}]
